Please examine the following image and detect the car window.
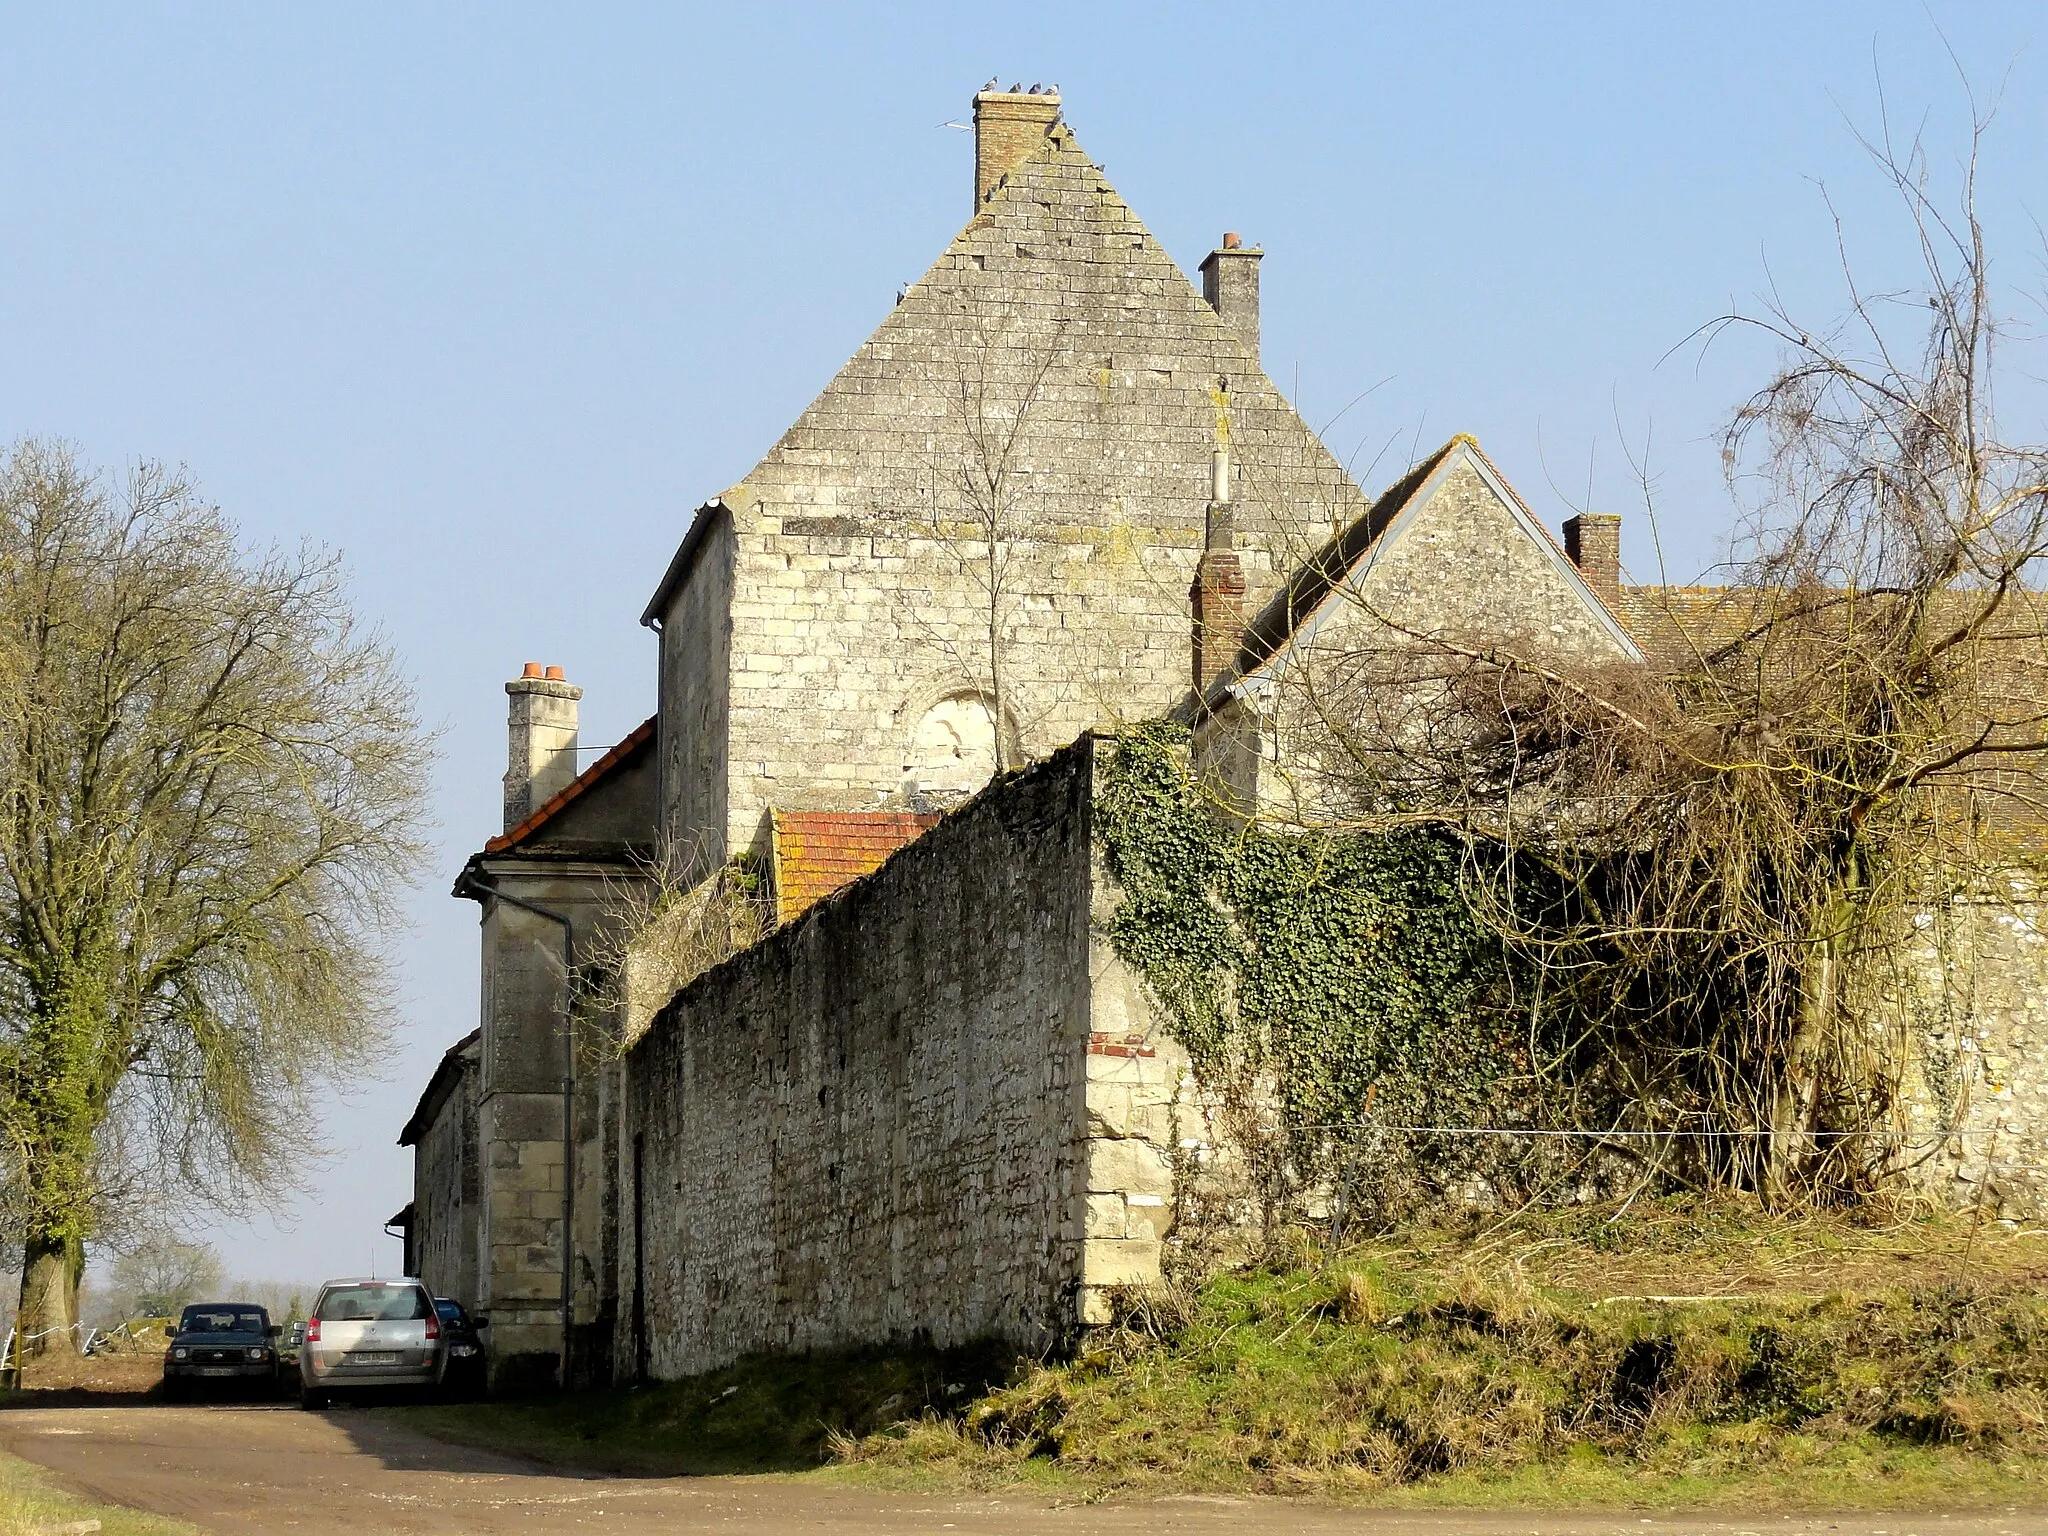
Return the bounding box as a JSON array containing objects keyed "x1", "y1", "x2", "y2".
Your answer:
[
  {"x1": 314, "y1": 1284, "x2": 432, "y2": 1322},
  {"x1": 179, "y1": 1306, "x2": 267, "y2": 1334},
  {"x1": 434, "y1": 1300, "x2": 463, "y2": 1323}
]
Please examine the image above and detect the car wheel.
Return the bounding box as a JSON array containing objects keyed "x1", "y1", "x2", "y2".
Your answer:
[
  {"x1": 162, "y1": 1377, "x2": 185, "y2": 1403},
  {"x1": 300, "y1": 1387, "x2": 327, "y2": 1411}
]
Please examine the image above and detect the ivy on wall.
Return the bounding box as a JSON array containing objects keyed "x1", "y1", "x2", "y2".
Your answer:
[{"x1": 1095, "y1": 725, "x2": 1560, "y2": 1155}]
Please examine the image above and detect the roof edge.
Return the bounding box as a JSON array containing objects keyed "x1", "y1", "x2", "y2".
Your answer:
[
  {"x1": 479, "y1": 715, "x2": 657, "y2": 857},
  {"x1": 398, "y1": 1028, "x2": 481, "y2": 1147},
  {"x1": 640, "y1": 494, "x2": 740, "y2": 629},
  {"x1": 1230, "y1": 436, "x2": 1642, "y2": 700}
]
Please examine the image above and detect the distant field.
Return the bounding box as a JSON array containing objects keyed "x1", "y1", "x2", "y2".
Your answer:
[{"x1": 400, "y1": 1198, "x2": 2048, "y2": 1508}]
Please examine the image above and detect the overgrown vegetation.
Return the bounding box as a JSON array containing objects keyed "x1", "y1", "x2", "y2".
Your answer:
[
  {"x1": 401, "y1": 1201, "x2": 2048, "y2": 1507},
  {"x1": 1097, "y1": 724, "x2": 1605, "y2": 1230},
  {"x1": 1251, "y1": 107, "x2": 2048, "y2": 1206}
]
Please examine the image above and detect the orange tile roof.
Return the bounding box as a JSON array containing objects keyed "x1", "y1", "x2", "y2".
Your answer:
[
  {"x1": 772, "y1": 810, "x2": 942, "y2": 923},
  {"x1": 484, "y1": 715, "x2": 657, "y2": 854}
]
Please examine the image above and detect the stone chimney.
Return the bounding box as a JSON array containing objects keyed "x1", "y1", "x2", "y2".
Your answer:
[
  {"x1": 1199, "y1": 233, "x2": 1263, "y2": 365},
  {"x1": 503, "y1": 662, "x2": 582, "y2": 832},
  {"x1": 1191, "y1": 448, "x2": 1247, "y2": 695},
  {"x1": 1562, "y1": 513, "x2": 1623, "y2": 611},
  {"x1": 973, "y1": 86, "x2": 1061, "y2": 210}
]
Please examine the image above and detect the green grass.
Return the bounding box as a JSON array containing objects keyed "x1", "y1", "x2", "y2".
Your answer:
[
  {"x1": 0, "y1": 1446, "x2": 198, "y2": 1536},
  {"x1": 397, "y1": 1199, "x2": 2048, "y2": 1508}
]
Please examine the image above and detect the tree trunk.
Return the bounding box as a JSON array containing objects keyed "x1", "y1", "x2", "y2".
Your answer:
[
  {"x1": 16, "y1": 1227, "x2": 84, "y2": 1359},
  {"x1": 1766, "y1": 883, "x2": 1862, "y2": 1204}
]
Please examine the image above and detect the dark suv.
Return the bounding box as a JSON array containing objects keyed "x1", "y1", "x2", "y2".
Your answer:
[
  {"x1": 163, "y1": 1303, "x2": 281, "y2": 1399},
  {"x1": 434, "y1": 1298, "x2": 487, "y2": 1397}
]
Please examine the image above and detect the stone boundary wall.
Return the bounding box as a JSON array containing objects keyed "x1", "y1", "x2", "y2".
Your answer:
[
  {"x1": 619, "y1": 741, "x2": 1104, "y2": 1380},
  {"x1": 1890, "y1": 886, "x2": 2048, "y2": 1218}
]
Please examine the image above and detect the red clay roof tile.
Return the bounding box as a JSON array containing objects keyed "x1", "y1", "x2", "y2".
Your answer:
[{"x1": 772, "y1": 810, "x2": 941, "y2": 923}]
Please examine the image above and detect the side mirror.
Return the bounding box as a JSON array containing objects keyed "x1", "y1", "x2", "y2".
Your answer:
[
  {"x1": 165, "y1": 1327, "x2": 178, "y2": 1340},
  {"x1": 471, "y1": 1313, "x2": 489, "y2": 1328},
  {"x1": 268, "y1": 1325, "x2": 282, "y2": 1339}
]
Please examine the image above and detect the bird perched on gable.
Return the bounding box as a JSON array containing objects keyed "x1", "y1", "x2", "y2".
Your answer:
[
  {"x1": 982, "y1": 76, "x2": 998, "y2": 91},
  {"x1": 1009, "y1": 82, "x2": 1021, "y2": 92}
]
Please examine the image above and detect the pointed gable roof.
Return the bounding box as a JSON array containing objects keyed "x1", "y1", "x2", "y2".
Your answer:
[
  {"x1": 645, "y1": 108, "x2": 1374, "y2": 621},
  {"x1": 1225, "y1": 436, "x2": 1644, "y2": 702}
]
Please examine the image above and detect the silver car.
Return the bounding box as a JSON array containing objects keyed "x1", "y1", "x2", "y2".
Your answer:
[{"x1": 298, "y1": 1277, "x2": 447, "y2": 1408}]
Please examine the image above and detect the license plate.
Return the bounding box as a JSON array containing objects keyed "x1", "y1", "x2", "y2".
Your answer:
[
  {"x1": 346, "y1": 1351, "x2": 400, "y2": 1365},
  {"x1": 198, "y1": 1367, "x2": 238, "y2": 1377}
]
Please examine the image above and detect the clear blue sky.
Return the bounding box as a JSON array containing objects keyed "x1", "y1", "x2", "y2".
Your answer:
[{"x1": 4, "y1": 2, "x2": 2044, "y2": 1287}]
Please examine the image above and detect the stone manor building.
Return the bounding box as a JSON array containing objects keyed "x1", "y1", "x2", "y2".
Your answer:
[{"x1": 397, "y1": 88, "x2": 2043, "y2": 1390}]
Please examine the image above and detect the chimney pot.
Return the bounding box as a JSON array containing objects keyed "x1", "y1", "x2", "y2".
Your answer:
[
  {"x1": 971, "y1": 85, "x2": 1061, "y2": 211},
  {"x1": 1199, "y1": 237, "x2": 1264, "y2": 367},
  {"x1": 503, "y1": 666, "x2": 584, "y2": 833},
  {"x1": 1222, "y1": 231, "x2": 1241, "y2": 249}
]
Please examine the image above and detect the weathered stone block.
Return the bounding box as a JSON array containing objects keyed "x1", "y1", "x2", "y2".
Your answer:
[
  {"x1": 1082, "y1": 1237, "x2": 1162, "y2": 1288},
  {"x1": 1084, "y1": 1192, "x2": 1128, "y2": 1239},
  {"x1": 1087, "y1": 1135, "x2": 1171, "y2": 1197}
]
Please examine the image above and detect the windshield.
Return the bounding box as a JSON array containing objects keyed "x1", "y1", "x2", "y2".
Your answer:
[
  {"x1": 315, "y1": 1284, "x2": 431, "y2": 1322},
  {"x1": 434, "y1": 1300, "x2": 463, "y2": 1324},
  {"x1": 180, "y1": 1306, "x2": 267, "y2": 1335}
]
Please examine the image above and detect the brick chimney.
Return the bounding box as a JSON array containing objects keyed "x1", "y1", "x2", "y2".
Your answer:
[
  {"x1": 973, "y1": 86, "x2": 1061, "y2": 209},
  {"x1": 1562, "y1": 513, "x2": 1623, "y2": 611},
  {"x1": 1191, "y1": 448, "x2": 1247, "y2": 695},
  {"x1": 1199, "y1": 233, "x2": 1263, "y2": 365},
  {"x1": 503, "y1": 662, "x2": 582, "y2": 831}
]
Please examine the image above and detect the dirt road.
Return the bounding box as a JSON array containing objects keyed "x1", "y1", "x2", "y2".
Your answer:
[{"x1": 3, "y1": 1398, "x2": 2048, "y2": 1536}]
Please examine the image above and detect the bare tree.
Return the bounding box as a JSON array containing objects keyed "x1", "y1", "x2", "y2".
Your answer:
[
  {"x1": 107, "y1": 1231, "x2": 224, "y2": 1320},
  {"x1": 891, "y1": 314, "x2": 1075, "y2": 779},
  {"x1": 0, "y1": 441, "x2": 434, "y2": 1349},
  {"x1": 1275, "y1": 106, "x2": 2048, "y2": 1201}
]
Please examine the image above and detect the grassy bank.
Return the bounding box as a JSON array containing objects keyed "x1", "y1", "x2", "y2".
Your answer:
[
  {"x1": 400, "y1": 1199, "x2": 2048, "y2": 1507},
  {"x1": 0, "y1": 1447, "x2": 196, "y2": 1536}
]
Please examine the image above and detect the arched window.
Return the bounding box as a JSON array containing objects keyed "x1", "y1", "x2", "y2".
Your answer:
[{"x1": 904, "y1": 692, "x2": 1000, "y2": 800}]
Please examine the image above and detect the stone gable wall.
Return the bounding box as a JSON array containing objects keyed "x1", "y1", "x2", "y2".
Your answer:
[
  {"x1": 1211, "y1": 455, "x2": 1636, "y2": 825},
  {"x1": 621, "y1": 742, "x2": 1101, "y2": 1379},
  {"x1": 658, "y1": 122, "x2": 1374, "y2": 863}
]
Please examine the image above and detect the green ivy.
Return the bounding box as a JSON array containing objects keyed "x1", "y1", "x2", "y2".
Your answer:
[{"x1": 1096, "y1": 725, "x2": 1559, "y2": 1158}]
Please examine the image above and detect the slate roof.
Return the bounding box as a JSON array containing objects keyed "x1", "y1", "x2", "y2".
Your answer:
[
  {"x1": 770, "y1": 810, "x2": 942, "y2": 924},
  {"x1": 485, "y1": 716, "x2": 657, "y2": 855}
]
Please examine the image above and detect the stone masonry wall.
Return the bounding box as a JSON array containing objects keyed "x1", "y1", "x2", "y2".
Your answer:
[
  {"x1": 657, "y1": 116, "x2": 1374, "y2": 866},
  {"x1": 472, "y1": 860, "x2": 641, "y2": 1390},
  {"x1": 411, "y1": 1048, "x2": 481, "y2": 1310},
  {"x1": 622, "y1": 741, "x2": 1103, "y2": 1379},
  {"x1": 1216, "y1": 447, "x2": 1638, "y2": 826},
  {"x1": 656, "y1": 510, "x2": 735, "y2": 872},
  {"x1": 1885, "y1": 887, "x2": 2048, "y2": 1218}
]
